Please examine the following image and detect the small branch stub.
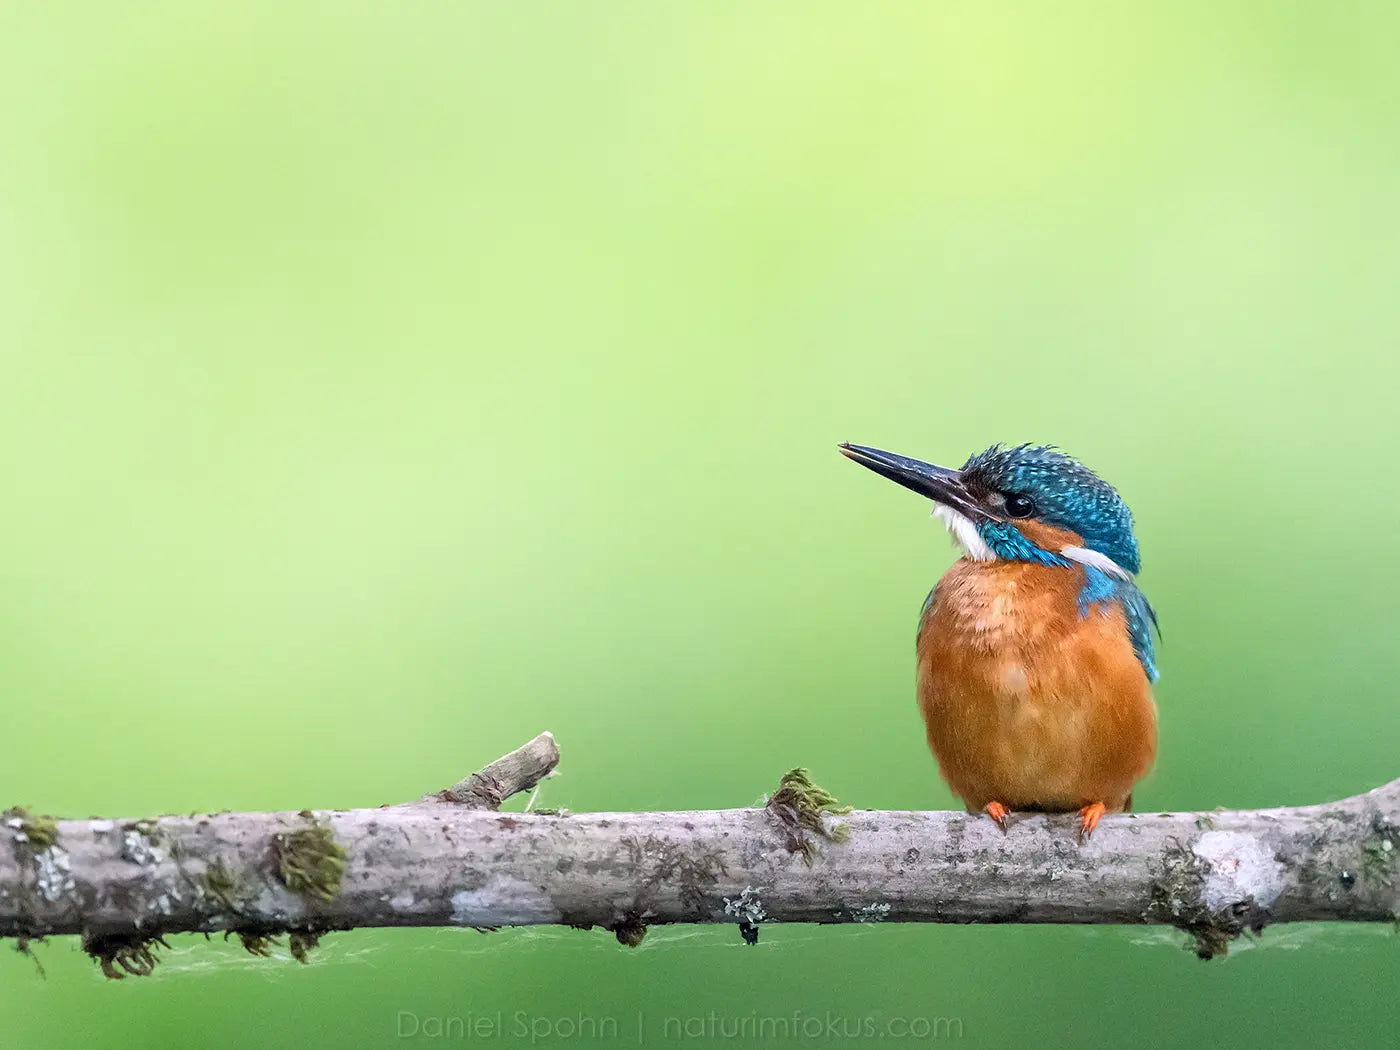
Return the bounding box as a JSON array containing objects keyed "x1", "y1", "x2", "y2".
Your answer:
[{"x1": 424, "y1": 731, "x2": 560, "y2": 809}]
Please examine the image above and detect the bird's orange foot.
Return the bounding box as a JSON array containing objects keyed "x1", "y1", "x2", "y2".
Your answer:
[
  {"x1": 983, "y1": 801, "x2": 1010, "y2": 834},
  {"x1": 1077, "y1": 801, "x2": 1107, "y2": 844}
]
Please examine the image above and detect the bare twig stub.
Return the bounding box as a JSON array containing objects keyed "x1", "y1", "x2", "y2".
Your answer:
[
  {"x1": 3, "y1": 732, "x2": 1398, "y2": 976},
  {"x1": 419, "y1": 731, "x2": 560, "y2": 809}
]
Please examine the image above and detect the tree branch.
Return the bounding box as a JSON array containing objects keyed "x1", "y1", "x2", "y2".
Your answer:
[{"x1": 4, "y1": 733, "x2": 1398, "y2": 974}]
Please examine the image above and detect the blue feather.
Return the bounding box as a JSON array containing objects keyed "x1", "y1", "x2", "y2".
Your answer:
[
  {"x1": 1077, "y1": 569, "x2": 1159, "y2": 683},
  {"x1": 1118, "y1": 582, "x2": 1160, "y2": 683},
  {"x1": 976, "y1": 521, "x2": 1071, "y2": 567},
  {"x1": 1077, "y1": 565, "x2": 1119, "y2": 614}
]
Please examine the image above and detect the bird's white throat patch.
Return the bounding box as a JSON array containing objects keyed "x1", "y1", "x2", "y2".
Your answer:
[
  {"x1": 1060, "y1": 545, "x2": 1132, "y2": 579},
  {"x1": 933, "y1": 504, "x2": 995, "y2": 561}
]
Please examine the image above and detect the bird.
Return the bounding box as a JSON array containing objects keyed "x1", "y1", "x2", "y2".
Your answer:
[{"x1": 839, "y1": 441, "x2": 1158, "y2": 841}]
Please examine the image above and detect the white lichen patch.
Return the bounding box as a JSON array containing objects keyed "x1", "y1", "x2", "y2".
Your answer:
[
  {"x1": 34, "y1": 847, "x2": 76, "y2": 902},
  {"x1": 90, "y1": 820, "x2": 115, "y2": 834},
  {"x1": 1193, "y1": 830, "x2": 1285, "y2": 911},
  {"x1": 851, "y1": 902, "x2": 891, "y2": 923},
  {"x1": 450, "y1": 876, "x2": 560, "y2": 926},
  {"x1": 723, "y1": 887, "x2": 767, "y2": 926},
  {"x1": 121, "y1": 829, "x2": 167, "y2": 866},
  {"x1": 389, "y1": 891, "x2": 417, "y2": 911}
]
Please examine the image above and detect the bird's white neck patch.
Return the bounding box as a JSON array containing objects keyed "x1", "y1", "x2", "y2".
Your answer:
[
  {"x1": 1060, "y1": 545, "x2": 1132, "y2": 579},
  {"x1": 933, "y1": 504, "x2": 995, "y2": 561}
]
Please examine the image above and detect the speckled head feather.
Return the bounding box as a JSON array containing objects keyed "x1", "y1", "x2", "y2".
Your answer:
[{"x1": 959, "y1": 444, "x2": 1141, "y2": 575}]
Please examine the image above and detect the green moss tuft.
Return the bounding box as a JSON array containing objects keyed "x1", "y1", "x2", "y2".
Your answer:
[
  {"x1": 234, "y1": 930, "x2": 277, "y2": 957},
  {"x1": 199, "y1": 857, "x2": 245, "y2": 910},
  {"x1": 611, "y1": 917, "x2": 648, "y2": 948},
  {"x1": 765, "y1": 768, "x2": 854, "y2": 864},
  {"x1": 1142, "y1": 839, "x2": 1262, "y2": 960},
  {"x1": 773, "y1": 769, "x2": 853, "y2": 816},
  {"x1": 275, "y1": 820, "x2": 347, "y2": 901},
  {"x1": 3, "y1": 807, "x2": 59, "y2": 852},
  {"x1": 288, "y1": 931, "x2": 322, "y2": 963},
  {"x1": 1362, "y1": 837, "x2": 1396, "y2": 886},
  {"x1": 83, "y1": 932, "x2": 168, "y2": 979}
]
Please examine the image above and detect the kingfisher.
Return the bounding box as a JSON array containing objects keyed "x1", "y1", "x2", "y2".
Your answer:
[{"x1": 839, "y1": 442, "x2": 1159, "y2": 841}]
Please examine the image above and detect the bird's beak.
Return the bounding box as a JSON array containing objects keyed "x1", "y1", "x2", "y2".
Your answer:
[{"x1": 838, "y1": 443, "x2": 997, "y2": 521}]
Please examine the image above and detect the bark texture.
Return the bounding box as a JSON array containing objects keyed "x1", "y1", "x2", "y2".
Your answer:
[{"x1": 3, "y1": 732, "x2": 1397, "y2": 970}]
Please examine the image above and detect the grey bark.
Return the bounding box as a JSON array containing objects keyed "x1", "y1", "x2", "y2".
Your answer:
[{"x1": 3, "y1": 731, "x2": 1398, "y2": 966}]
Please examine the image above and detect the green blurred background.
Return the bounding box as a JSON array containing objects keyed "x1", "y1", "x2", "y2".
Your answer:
[{"x1": 3, "y1": 3, "x2": 1398, "y2": 1047}]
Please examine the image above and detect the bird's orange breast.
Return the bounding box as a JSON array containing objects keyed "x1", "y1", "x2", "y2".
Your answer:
[{"x1": 916, "y1": 557, "x2": 1157, "y2": 813}]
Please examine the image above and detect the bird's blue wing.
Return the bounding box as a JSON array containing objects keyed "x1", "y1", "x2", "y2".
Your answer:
[
  {"x1": 1117, "y1": 580, "x2": 1159, "y2": 683},
  {"x1": 1080, "y1": 567, "x2": 1160, "y2": 683}
]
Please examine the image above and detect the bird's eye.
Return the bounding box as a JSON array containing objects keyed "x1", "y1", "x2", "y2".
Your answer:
[{"x1": 1004, "y1": 493, "x2": 1036, "y2": 518}]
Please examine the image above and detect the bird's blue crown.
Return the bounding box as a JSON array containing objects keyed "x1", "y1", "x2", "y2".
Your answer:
[{"x1": 960, "y1": 444, "x2": 1141, "y2": 574}]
